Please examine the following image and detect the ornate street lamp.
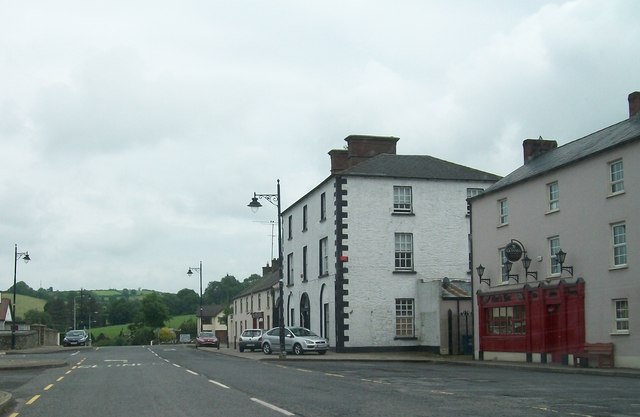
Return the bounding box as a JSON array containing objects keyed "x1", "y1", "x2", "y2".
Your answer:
[
  {"x1": 12, "y1": 244, "x2": 31, "y2": 349},
  {"x1": 248, "y1": 179, "x2": 285, "y2": 359}
]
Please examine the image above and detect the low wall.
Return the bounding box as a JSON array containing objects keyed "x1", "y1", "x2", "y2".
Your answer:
[{"x1": 0, "y1": 326, "x2": 60, "y2": 350}]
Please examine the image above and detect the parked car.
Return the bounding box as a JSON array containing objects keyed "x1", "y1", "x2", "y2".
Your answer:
[
  {"x1": 238, "y1": 329, "x2": 265, "y2": 352},
  {"x1": 261, "y1": 326, "x2": 328, "y2": 355},
  {"x1": 195, "y1": 332, "x2": 219, "y2": 349},
  {"x1": 63, "y1": 329, "x2": 89, "y2": 347}
]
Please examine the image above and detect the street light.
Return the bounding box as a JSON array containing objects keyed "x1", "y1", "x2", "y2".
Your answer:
[
  {"x1": 12, "y1": 244, "x2": 31, "y2": 350},
  {"x1": 248, "y1": 179, "x2": 285, "y2": 359},
  {"x1": 187, "y1": 261, "x2": 203, "y2": 332}
]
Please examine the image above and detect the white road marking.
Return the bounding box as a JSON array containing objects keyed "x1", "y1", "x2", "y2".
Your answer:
[
  {"x1": 251, "y1": 398, "x2": 295, "y2": 416},
  {"x1": 208, "y1": 379, "x2": 230, "y2": 389},
  {"x1": 186, "y1": 370, "x2": 198, "y2": 376}
]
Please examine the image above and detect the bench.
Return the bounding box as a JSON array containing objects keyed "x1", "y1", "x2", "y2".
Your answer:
[{"x1": 574, "y1": 343, "x2": 614, "y2": 368}]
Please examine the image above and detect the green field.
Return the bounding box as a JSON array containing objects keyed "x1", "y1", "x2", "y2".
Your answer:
[
  {"x1": 90, "y1": 314, "x2": 196, "y2": 339},
  {"x1": 9, "y1": 294, "x2": 47, "y2": 317}
]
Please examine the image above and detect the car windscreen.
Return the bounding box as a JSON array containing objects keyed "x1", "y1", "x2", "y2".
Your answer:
[{"x1": 290, "y1": 328, "x2": 317, "y2": 337}]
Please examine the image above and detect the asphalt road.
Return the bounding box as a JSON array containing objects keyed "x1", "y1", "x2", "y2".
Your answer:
[{"x1": 3, "y1": 345, "x2": 640, "y2": 417}]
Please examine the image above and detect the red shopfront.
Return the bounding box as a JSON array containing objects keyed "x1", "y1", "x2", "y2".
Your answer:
[{"x1": 477, "y1": 278, "x2": 585, "y2": 364}]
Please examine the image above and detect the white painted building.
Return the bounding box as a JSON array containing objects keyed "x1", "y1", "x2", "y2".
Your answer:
[
  {"x1": 469, "y1": 92, "x2": 640, "y2": 368},
  {"x1": 228, "y1": 263, "x2": 279, "y2": 346},
  {"x1": 282, "y1": 135, "x2": 500, "y2": 352}
]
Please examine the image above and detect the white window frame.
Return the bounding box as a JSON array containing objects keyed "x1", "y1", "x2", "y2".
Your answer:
[
  {"x1": 287, "y1": 252, "x2": 294, "y2": 286},
  {"x1": 395, "y1": 298, "x2": 415, "y2": 337},
  {"x1": 394, "y1": 233, "x2": 414, "y2": 271},
  {"x1": 499, "y1": 248, "x2": 509, "y2": 283},
  {"x1": 609, "y1": 159, "x2": 624, "y2": 195},
  {"x1": 549, "y1": 236, "x2": 561, "y2": 275},
  {"x1": 319, "y1": 237, "x2": 328, "y2": 276},
  {"x1": 320, "y1": 192, "x2": 327, "y2": 221},
  {"x1": 302, "y1": 245, "x2": 308, "y2": 281},
  {"x1": 498, "y1": 198, "x2": 508, "y2": 226},
  {"x1": 393, "y1": 186, "x2": 413, "y2": 213},
  {"x1": 614, "y1": 299, "x2": 629, "y2": 334},
  {"x1": 612, "y1": 222, "x2": 627, "y2": 267},
  {"x1": 302, "y1": 205, "x2": 308, "y2": 231},
  {"x1": 547, "y1": 181, "x2": 559, "y2": 212}
]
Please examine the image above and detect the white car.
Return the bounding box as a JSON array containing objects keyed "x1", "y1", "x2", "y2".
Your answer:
[{"x1": 261, "y1": 326, "x2": 328, "y2": 355}]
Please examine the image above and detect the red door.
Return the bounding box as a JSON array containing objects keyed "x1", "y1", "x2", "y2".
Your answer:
[{"x1": 544, "y1": 304, "x2": 563, "y2": 362}]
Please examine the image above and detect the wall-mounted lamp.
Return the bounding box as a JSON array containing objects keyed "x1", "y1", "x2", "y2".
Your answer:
[
  {"x1": 555, "y1": 249, "x2": 573, "y2": 276},
  {"x1": 476, "y1": 264, "x2": 490, "y2": 286},
  {"x1": 503, "y1": 260, "x2": 520, "y2": 283},
  {"x1": 521, "y1": 255, "x2": 538, "y2": 281}
]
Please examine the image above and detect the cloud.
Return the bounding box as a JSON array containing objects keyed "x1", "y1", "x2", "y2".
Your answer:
[{"x1": 1, "y1": 0, "x2": 638, "y2": 293}]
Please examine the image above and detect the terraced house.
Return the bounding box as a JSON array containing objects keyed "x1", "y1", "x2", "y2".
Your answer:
[
  {"x1": 469, "y1": 92, "x2": 640, "y2": 368},
  {"x1": 281, "y1": 135, "x2": 500, "y2": 353}
]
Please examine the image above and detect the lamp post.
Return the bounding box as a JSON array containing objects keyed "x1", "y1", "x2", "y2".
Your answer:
[
  {"x1": 187, "y1": 261, "x2": 203, "y2": 332},
  {"x1": 248, "y1": 179, "x2": 285, "y2": 359},
  {"x1": 12, "y1": 244, "x2": 31, "y2": 350}
]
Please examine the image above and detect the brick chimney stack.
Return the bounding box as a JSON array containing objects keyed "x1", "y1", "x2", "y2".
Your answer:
[
  {"x1": 629, "y1": 91, "x2": 640, "y2": 118},
  {"x1": 329, "y1": 135, "x2": 399, "y2": 174},
  {"x1": 522, "y1": 137, "x2": 558, "y2": 164}
]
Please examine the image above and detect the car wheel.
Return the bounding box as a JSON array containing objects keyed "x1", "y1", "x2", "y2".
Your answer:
[
  {"x1": 262, "y1": 343, "x2": 272, "y2": 355},
  {"x1": 293, "y1": 343, "x2": 304, "y2": 355},
  {"x1": 318, "y1": 350, "x2": 327, "y2": 355}
]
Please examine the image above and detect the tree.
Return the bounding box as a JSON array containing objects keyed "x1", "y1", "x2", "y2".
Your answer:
[
  {"x1": 242, "y1": 274, "x2": 262, "y2": 290},
  {"x1": 24, "y1": 310, "x2": 53, "y2": 327},
  {"x1": 203, "y1": 275, "x2": 242, "y2": 305},
  {"x1": 218, "y1": 306, "x2": 233, "y2": 327},
  {"x1": 44, "y1": 297, "x2": 71, "y2": 331},
  {"x1": 175, "y1": 289, "x2": 199, "y2": 315},
  {"x1": 107, "y1": 298, "x2": 140, "y2": 325},
  {"x1": 140, "y1": 292, "x2": 170, "y2": 328},
  {"x1": 178, "y1": 318, "x2": 197, "y2": 338},
  {"x1": 158, "y1": 327, "x2": 176, "y2": 343}
]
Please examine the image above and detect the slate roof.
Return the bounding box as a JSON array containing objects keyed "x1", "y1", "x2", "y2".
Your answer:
[
  {"x1": 478, "y1": 114, "x2": 640, "y2": 197},
  {"x1": 234, "y1": 270, "x2": 280, "y2": 299},
  {"x1": 196, "y1": 304, "x2": 225, "y2": 318},
  {"x1": 340, "y1": 154, "x2": 502, "y2": 182}
]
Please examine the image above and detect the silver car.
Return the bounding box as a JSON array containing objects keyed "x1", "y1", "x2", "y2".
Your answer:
[
  {"x1": 238, "y1": 329, "x2": 265, "y2": 352},
  {"x1": 261, "y1": 326, "x2": 329, "y2": 355}
]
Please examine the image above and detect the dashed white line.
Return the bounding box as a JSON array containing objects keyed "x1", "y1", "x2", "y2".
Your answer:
[
  {"x1": 173, "y1": 363, "x2": 181, "y2": 368},
  {"x1": 251, "y1": 398, "x2": 295, "y2": 416},
  {"x1": 208, "y1": 379, "x2": 230, "y2": 389},
  {"x1": 186, "y1": 370, "x2": 199, "y2": 376}
]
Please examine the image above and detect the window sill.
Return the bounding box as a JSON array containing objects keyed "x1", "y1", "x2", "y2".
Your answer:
[
  {"x1": 497, "y1": 223, "x2": 509, "y2": 229},
  {"x1": 393, "y1": 270, "x2": 417, "y2": 275},
  {"x1": 394, "y1": 336, "x2": 417, "y2": 340},
  {"x1": 609, "y1": 264, "x2": 628, "y2": 271},
  {"x1": 392, "y1": 211, "x2": 415, "y2": 216},
  {"x1": 610, "y1": 331, "x2": 630, "y2": 336},
  {"x1": 545, "y1": 208, "x2": 560, "y2": 215},
  {"x1": 607, "y1": 190, "x2": 625, "y2": 199}
]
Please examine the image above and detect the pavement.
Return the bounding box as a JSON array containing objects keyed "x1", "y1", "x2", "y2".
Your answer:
[{"x1": 1, "y1": 345, "x2": 639, "y2": 414}]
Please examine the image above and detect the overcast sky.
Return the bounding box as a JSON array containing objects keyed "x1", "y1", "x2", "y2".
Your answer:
[{"x1": 1, "y1": 0, "x2": 638, "y2": 294}]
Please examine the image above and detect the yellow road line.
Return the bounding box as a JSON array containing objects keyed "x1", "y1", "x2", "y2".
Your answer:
[
  {"x1": 26, "y1": 394, "x2": 40, "y2": 405},
  {"x1": 44, "y1": 384, "x2": 54, "y2": 391}
]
